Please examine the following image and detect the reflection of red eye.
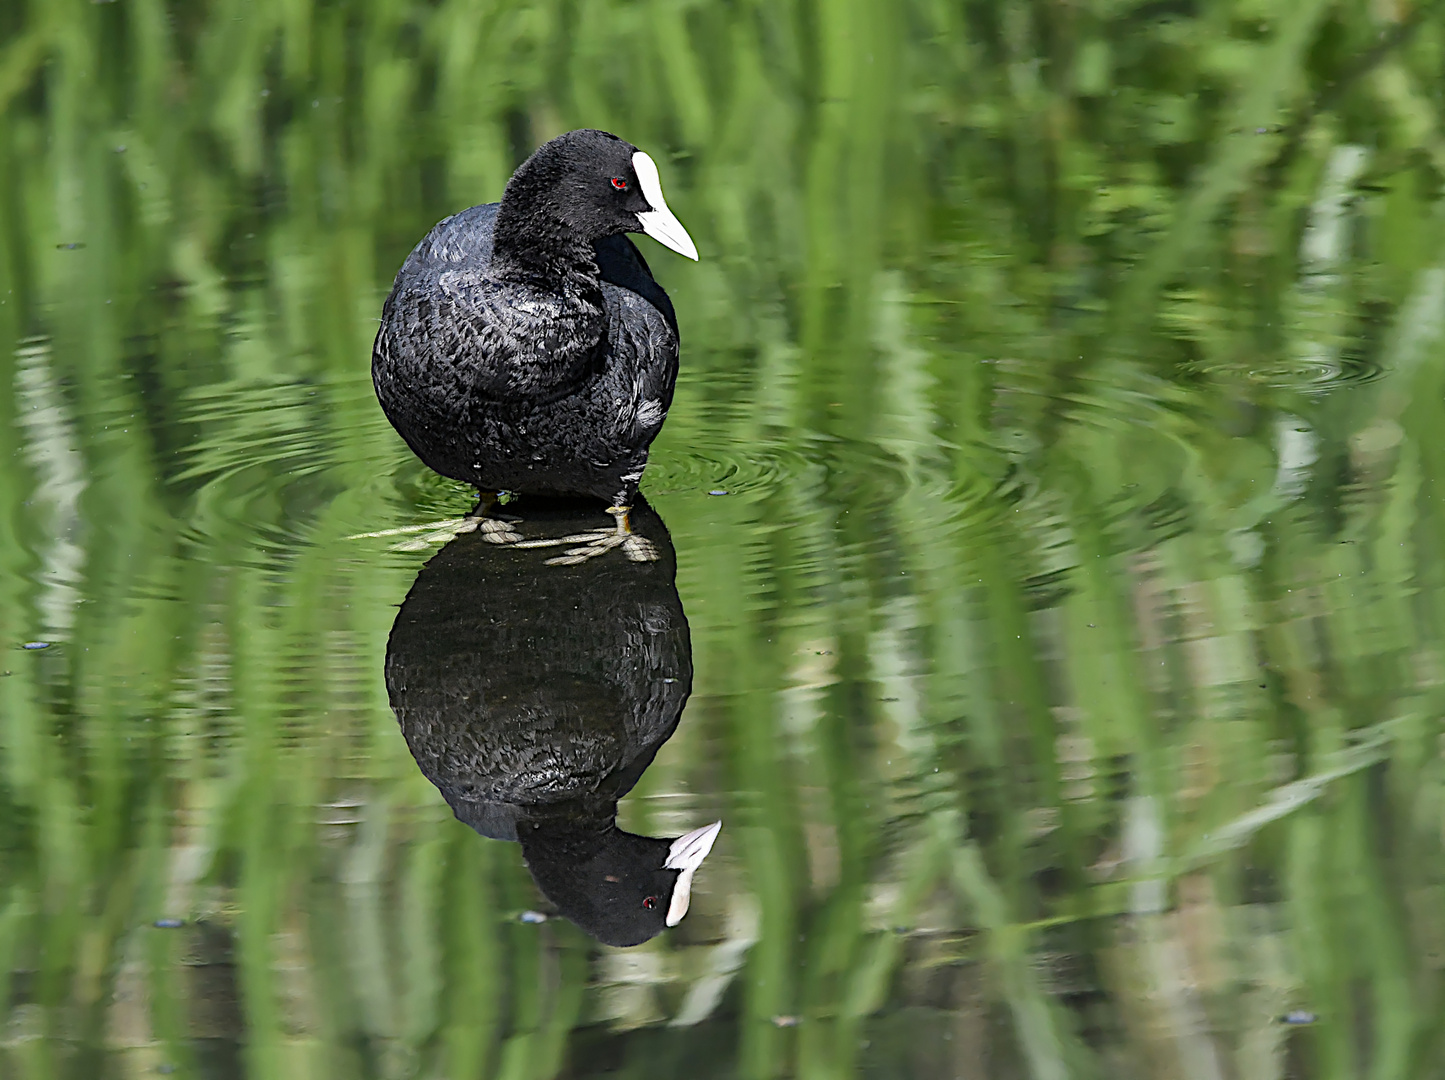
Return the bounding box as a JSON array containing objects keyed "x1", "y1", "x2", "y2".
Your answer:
[
  {"x1": 611, "y1": 177, "x2": 627, "y2": 190},
  {"x1": 642, "y1": 896, "x2": 658, "y2": 910}
]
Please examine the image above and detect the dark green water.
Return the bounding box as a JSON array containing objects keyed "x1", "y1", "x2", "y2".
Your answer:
[{"x1": 5, "y1": 0, "x2": 1445, "y2": 1077}]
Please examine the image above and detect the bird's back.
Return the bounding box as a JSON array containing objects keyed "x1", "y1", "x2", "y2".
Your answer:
[{"x1": 390, "y1": 203, "x2": 499, "y2": 291}]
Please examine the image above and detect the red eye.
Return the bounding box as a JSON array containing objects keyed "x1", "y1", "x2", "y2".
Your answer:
[
  {"x1": 642, "y1": 895, "x2": 659, "y2": 910},
  {"x1": 611, "y1": 177, "x2": 628, "y2": 190}
]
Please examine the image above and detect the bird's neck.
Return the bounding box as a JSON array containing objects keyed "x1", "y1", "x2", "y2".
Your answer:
[
  {"x1": 491, "y1": 201, "x2": 603, "y2": 293},
  {"x1": 520, "y1": 803, "x2": 616, "y2": 853},
  {"x1": 518, "y1": 818, "x2": 617, "y2": 895}
]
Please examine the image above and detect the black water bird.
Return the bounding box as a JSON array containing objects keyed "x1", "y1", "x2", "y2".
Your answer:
[
  {"x1": 386, "y1": 500, "x2": 719, "y2": 947},
  {"x1": 373, "y1": 129, "x2": 697, "y2": 546}
]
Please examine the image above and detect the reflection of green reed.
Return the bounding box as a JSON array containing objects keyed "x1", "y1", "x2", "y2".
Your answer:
[{"x1": 3, "y1": 0, "x2": 1445, "y2": 1076}]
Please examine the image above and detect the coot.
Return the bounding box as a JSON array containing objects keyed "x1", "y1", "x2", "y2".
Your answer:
[
  {"x1": 372, "y1": 129, "x2": 697, "y2": 535},
  {"x1": 386, "y1": 499, "x2": 720, "y2": 946}
]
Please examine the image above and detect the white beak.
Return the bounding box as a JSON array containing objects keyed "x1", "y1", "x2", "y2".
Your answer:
[
  {"x1": 632, "y1": 151, "x2": 699, "y2": 261},
  {"x1": 663, "y1": 820, "x2": 721, "y2": 926}
]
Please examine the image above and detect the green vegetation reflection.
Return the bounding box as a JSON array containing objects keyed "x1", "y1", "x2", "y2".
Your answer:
[{"x1": 2, "y1": 0, "x2": 1445, "y2": 1077}]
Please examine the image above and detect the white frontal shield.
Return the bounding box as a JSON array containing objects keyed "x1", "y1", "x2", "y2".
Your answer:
[
  {"x1": 664, "y1": 820, "x2": 721, "y2": 926},
  {"x1": 633, "y1": 151, "x2": 699, "y2": 261}
]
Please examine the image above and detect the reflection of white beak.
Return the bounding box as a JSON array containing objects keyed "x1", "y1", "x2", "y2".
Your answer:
[
  {"x1": 632, "y1": 151, "x2": 699, "y2": 261},
  {"x1": 664, "y1": 820, "x2": 721, "y2": 926}
]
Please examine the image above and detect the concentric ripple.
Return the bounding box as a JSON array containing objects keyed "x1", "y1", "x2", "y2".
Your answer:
[
  {"x1": 170, "y1": 374, "x2": 450, "y2": 567},
  {"x1": 1246, "y1": 353, "x2": 1385, "y2": 392},
  {"x1": 642, "y1": 440, "x2": 813, "y2": 500}
]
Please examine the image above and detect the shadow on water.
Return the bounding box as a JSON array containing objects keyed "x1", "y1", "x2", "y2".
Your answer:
[{"x1": 387, "y1": 500, "x2": 717, "y2": 947}]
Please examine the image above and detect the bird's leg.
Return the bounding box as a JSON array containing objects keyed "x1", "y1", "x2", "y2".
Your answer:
[
  {"x1": 515, "y1": 501, "x2": 656, "y2": 566},
  {"x1": 607, "y1": 504, "x2": 658, "y2": 563}
]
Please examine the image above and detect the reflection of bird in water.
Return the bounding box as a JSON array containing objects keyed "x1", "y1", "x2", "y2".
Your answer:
[
  {"x1": 372, "y1": 129, "x2": 698, "y2": 550},
  {"x1": 386, "y1": 499, "x2": 719, "y2": 947}
]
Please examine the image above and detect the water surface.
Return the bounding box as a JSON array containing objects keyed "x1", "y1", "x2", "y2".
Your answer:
[{"x1": 3, "y1": 1, "x2": 1445, "y2": 1077}]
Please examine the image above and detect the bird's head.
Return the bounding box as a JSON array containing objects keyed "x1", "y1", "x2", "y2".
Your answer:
[
  {"x1": 520, "y1": 819, "x2": 721, "y2": 947},
  {"x1": 497, "y1": 128, "x2": 699, "y2": 265}
]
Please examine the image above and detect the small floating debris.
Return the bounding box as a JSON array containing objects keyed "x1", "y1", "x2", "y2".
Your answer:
[
  {"x1": 21, "y1": 642, "x2": 51, "y2": 650},
  {"x1": 1279, "y1": 1010, "x2": 1317, "y2": 1025},
  {"x1": 518, "y1": 910, "x2": 549, "y2": 924},
  {"x1": 55, "y1": 242, "x2": 86, "y2": 250},
  {"x1": 770, "y1": 1015, "x2": 801, "y2": 1028},
  {"x1": 153, "y1": 919, "x2": 185, "y2": 929},
  {"x1": 708, "y1": 489, "x2": 729, "y2": 496}
]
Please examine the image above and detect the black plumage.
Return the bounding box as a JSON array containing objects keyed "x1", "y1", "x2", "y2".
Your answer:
[
  {"x1": 372, "y1": 129, "x2": 696, "y2": 507},
  {"x1": 386, "y1": 500, "x2": 717, "y2": 947}
]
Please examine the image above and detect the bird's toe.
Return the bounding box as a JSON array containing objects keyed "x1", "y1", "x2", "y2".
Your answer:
[
  {"x1": 478, "y1": 518, "x2": 523, "y2": 544},
  {"x1": 621, "y1": 535, "x2": 658, "y2": 562}
]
